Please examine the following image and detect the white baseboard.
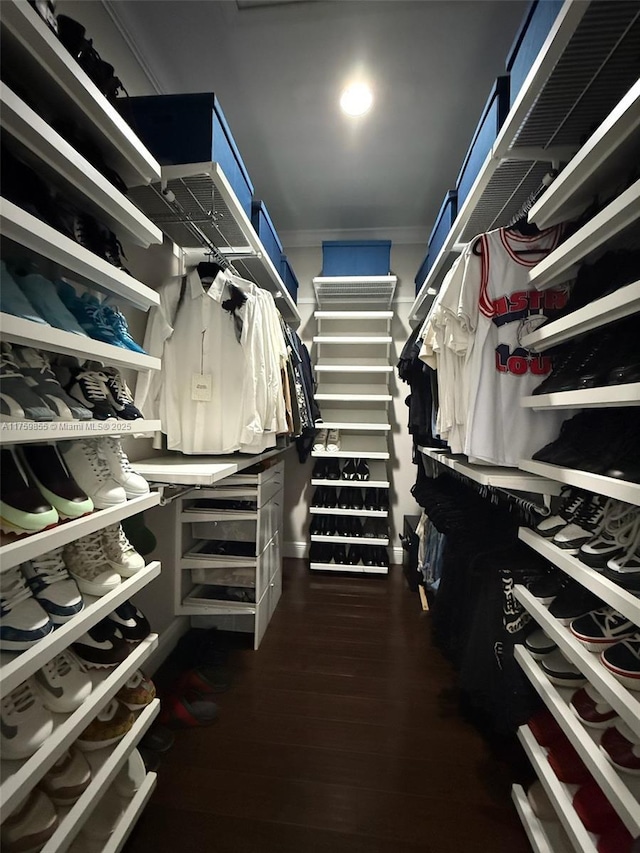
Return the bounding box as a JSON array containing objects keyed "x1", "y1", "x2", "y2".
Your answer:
[
  {"x1": 284, "y1": 540, "x2": 404, "y2": 564},
  {"x1": 144, "y1": 616, "x2": 190, "y2": 675}
]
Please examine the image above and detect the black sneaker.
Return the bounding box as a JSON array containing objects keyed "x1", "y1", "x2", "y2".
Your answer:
[
  {"x1": 333, "y1": 544, "x2": 347, "y2": 565},
  {"x1": 536, "y1": 488, "x2": 587, "y2": 539},
  {"x1": 325, "y1": 459, "x2": 341, "y2": 481},
  {"x1": 527, "y1": 569, "x2": 569, "y2": 604},
  {"x1": 552, "y1": 494, "x2": 606, "y2": 553},
  {"x1": 364, "y1": 489, "x2": 378, "y2": 511},
  {"x1": 72, "y1": 619, "x2": 130, "y2": 668},
  {"x1": 19, "y1": 444, "x2": 93, "y2": 521},
  {"x1": 539, "y1": 650, "x2": 587, "y2": 687},
  {"x1": 355, "y1": 459, "x2": 370, "y2": 481},
  {"x1": 66, "y1": 367, "x2": 118, "y2": 420},
  {"x1": 338, "y1": 488, "x2": 353, "y2": 510},
  {"x1": 10, "y1": 347, "x2": 92, "y2": 421},
  {"x1": 524, "y1": 629, "x2": 557, "y2": 660},
  {"x1": 547, "y1": 581, "x2": 603, "y2": 625},
  {"x1": 341, "y1": 459, "x2": 357, "y2": 481},
  {"x1": 600, "y1": 634, "x2": 640, "y2": 691},
  {"x1": 312, "y1": 486, "x2": 326, "y2": 508},
  {"x1": 570, "y1": 607, "x2": 636, "y2": 652},
  {"x1": 101, "y1": 367, "x2": 143, "y2": 420},
  {"x1": 106, "y1": 601, "x2": 150, "y2": 644},
  {"x1": 347, "y1": 545, "x2": 362, "y2": 565},
  {"x1": 312, "y1": 459, "x2": 328, "y2": 479}
]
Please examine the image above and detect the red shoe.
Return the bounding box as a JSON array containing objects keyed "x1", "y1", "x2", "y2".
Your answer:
[
  {"x1": 597, "y1": 818, "x2": 635, "y2": 853},
  {"x1": 600, "y1": 721, "x2": 640, "y2": 775},
  {"x1": 528, "y1": 708, "x2": 564, "y2": 747},
  {"x1": 158, "y1": 689, "x2": 218, "y2": 728},
  {"x1": 570, "y1": 684, "x2": 618, "y2": 729},
  {"x1": 173, "y1": 664, "x2": 231, "y2": 696},
  {"x1": 547, "y1": 738, "x2": 591, "y2": 784},
  {"x1": 573, "y1": 780, "x2": 618, "y2": 834}
]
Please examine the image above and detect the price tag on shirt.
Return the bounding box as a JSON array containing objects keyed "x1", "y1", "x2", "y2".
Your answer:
[{"x1": 191, "y1": 373, "x2": 212, "y2": 402}]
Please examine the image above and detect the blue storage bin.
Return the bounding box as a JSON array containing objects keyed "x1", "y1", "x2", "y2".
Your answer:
[
  {"x1": 322, "y1": 240, "x2": 391, "y2": 276},
  {"x1": 251, "y1": 201, "x2": 283, "y2": 270},
  {"x1": 506, "y1": 0, "x2": 564, "y2": 107},
  {"x1": 279, "y1": 255, "x2": 299, "y2": 302},
  {"x1": 427, "y1": 190, "x2": 457, "y2": 269},
  {"x1": 456, "y1": 76, "x2": 510, "y2": 210},
  {"x1": 117, "y1": 93, "x2": 254, "y2": 217},
  {"x1": 414, "y1": 253, "x2": 430, "y2": 296}
]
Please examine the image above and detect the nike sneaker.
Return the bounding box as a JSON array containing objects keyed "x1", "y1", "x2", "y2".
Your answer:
[
  {"x1": 72, "y1": 619, "x2": 130, "y2": 669},
  {"x1": 65, "y1": 366, "x2": 118, "y2": 420},
  {"x1": 34, "y1": 650, "x2": 92, "y2": 713},
  {"x1": 106, "y1": 600, "x2": 150, "y2": 643},
  {"x1": 0, "y1": 679, "x2": 54, "y2": 759},
  {"x1": 101, "y1": 366, "x2": 144, "y2": 419},
  {"x1": 21, "y1": 548, "x2": 84, "y2": 624}
]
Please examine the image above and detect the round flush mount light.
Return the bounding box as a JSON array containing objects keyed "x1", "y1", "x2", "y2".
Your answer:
[{"x1": 340, "y1": 82, "x2": 373, "y2": 116}]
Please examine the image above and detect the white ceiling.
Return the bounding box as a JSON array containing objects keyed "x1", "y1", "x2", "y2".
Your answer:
[{"x1": 102, "y1": 0, "x2": 529, "y2": 242}]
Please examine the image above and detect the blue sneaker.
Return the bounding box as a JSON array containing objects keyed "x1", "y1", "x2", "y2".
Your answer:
[
  {"x1": 13, "y1": 272, "x2": 88, "y2": 336},
  {"x1": 100, "y1": 305, "x2": 146, "y2": 354},
  {"x1": 56, "y1": 283, "x2": 120, "y2": 346},
  {"x1": 0, "y1": 262, "x2": 49, "y2": 325}
]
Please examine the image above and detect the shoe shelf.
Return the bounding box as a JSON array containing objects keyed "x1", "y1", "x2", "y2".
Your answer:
[
  {"x1": 311, "y1": 534, "x2": 389, "y2": 546},
  {"x1": 0, "y1": 314, "x2": 161, "y2": 374},
  {"x1": 518, "y1": 528, "x2": 640, "y2": 628},
  {"x1": 515, "y1": 730, "x2": 599, "y2": 853},
  {"x1": 511, "y1": 783, "x2": 578, "y2": 853},
  {"x1": 419, "y1": 447, "x2": 563, "y2": 495},
  {"x1": 315, "y1": 358, "x2": 393, "y2": 373},
  {"x1": 315, "y1": 384, "x2": 392, "y2": 402},
  {"x1": 410, "y1": 0, "x2": 638, "y2": 323},
  {"x1": 520, "y1": 281, "x2": 640, "y2": 352},
  {"x1": 309, "y1": 561, "x2": 388, "y2": 575},
  {"x1": 0, "y1": 493, "x2": 161, "y2": 572},
  {"x1": 314, "y1": 311, "x2": 394, "y2": 320},
  {"x1": 0, "y1": 84, "x2": 163, "y2": 250},
  {"x1": 530, "y1": 179, "x2": 640, "y2": 292},
  {"x1": 515, "y1": 644, "x2": 640, "y2": 837},
  {"x1": 180, "y1": 510, "x2": 257, "y2": 523},
  {"x1": 98, "y1": 771, "x2": 158, "y2": 853},
  {"x1": 312, "y1": 336, "x2": 393, "y2": 345},
  {"x1": 520, "y1": 383, "x2": 640, "y2": 411},
  {"x1": 0, "y1": 420, "x2": 161, "y2": 446},
  {"x1": 132, "y1": 445, "x2": 288, "y2": 487},
  {"x1": 316, "y1": 410, "x2": 391, "y2": 431},
  {"x1": 528, "y1": 79, "x2": 640, "y2": 230},
  {"x1": 312, "y1": 460, "x2": 389, "y2": 490},
  {"x1": 313, "y1": 277, "x2": 397, "y2": 309},
  {"x1": 0, "y1": 634, "x2": 158, "y2": 817},
  {"x1": 0, "y1": 201, "x2": 160, "y2": 312},
  {"x1": 514, "y1": 585, "x2": 640, "y2": 739},
  {"x1": 311, "y1": 435, "x2": 390, "y2": 460},
  {"x1": 309, "y1": 507, "x2": 388, "y2": 518},
  {"x1": 0, "y1": 563, "x2": 161, "y2": 696},
  {"x1": 518, "y1": 460, "x2": 640, "y2": 507},
  {"x1": 127, "y1": 162, "x2": 301, "y2": 327},
  {"x1": 40, "y1": 699, "x2": 160, "y2": 853}
]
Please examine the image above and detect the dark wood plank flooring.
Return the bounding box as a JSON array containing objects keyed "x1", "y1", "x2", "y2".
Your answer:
[{"x1": 124, "y1": 560, "x2": 531, "y2": 853}]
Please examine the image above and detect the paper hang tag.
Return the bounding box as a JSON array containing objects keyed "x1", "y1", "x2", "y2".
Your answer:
[{"x1": 191, "y1": 373, "x2": 213, "y2": 402}]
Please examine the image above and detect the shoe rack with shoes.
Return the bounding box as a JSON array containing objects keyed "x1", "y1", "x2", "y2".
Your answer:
[
  {"x1": 0, "y1": 4, "x2": 163, "y2": 850},
  {"x1": 309, "y1": 277, "x2": 396, "y2": 574}
]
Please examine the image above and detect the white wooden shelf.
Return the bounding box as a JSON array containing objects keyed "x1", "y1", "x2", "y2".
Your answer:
[
  {"x1": 316, "y1": 410, "x2": 391, "y2": 431},
  {"x1": 313, "y1": 336, "x2": 392, "y2": 345},
  {"x1": 0, "y1": 0, "x2": 161, "y2": 188},
  {"x1": 511, "y1": 784, "x2": 573, "y2": 853},
  {"x1": 0, "y1": 200, "x2": 160, "y2": 311},
  {"x1": 0, "y1": 492, "x2": 161, "y2": 572},
  {"x1": 514, "y1": 584, "x2": 640, "y2": 739},
  {"x1": 515, "y1": 645, "x2": 640, "y2": 837},
  {"x1": 519, "y1": 459, "x2": 640, "y2": 507},
  {"x1": 128, "y1": 161, "x2": 300, "y2": 326},
  {"x1": 530, "y1": 179, "x2": 640, "y2": 291},
  {"x1": 315, "y1": 358, "x2": 393, "y2": 373},
  {"x1": 312, "y1": 460, "x2": 389, "y2": 489},
  {"x1": 309, "y1": 507, "x2": 388, "y2": 518},
  {"x1": 515, "y1": 729, "x2": 599, "y2": 853},
  {"x1": 0, "y1": 84, "x2": 163, "y2": 249},
  {"x1": 314, "y1": 311, "x2": 394, "y2": 320},
  {"x1": 132, "y1": 446, "x2": 287, "y2": 487},
  {"x1": 420, "y1": 447, "x2": 562, "y2": 495},
  {"x1": 521, "y1": 383, "x2": 640, "y2": 410},
  {"x1": 309, "y1": 561, "x2": 388, "y2": 575},
  {"x1": 528, "y1": 79, "x2": 640, "y2": 229},
  {"x1": 0, "y1": 314, "x2": 161, "y2": 373},
  {"x1": 179, "y1": 587, "x2": 256, "y2": 617},
  {"x1": 40, "y1": 700, "x2": 160, "y2": 853},
  {"x1": 521, "y1": 281, "x2": 640, "y2": 352},
  {"x1": 312, "y1": 435, "x2": 389, "y2": 460},
  {"x1": 313, "y1": 276, "x2": 397, "y2": 309},
  {"x1": 180, "y1": 510, "x2": 256, "y2": 523},
  {"x1": 311, "y1": 534, "x2": 389, "y2": 546},
  {"x1": 100, "y1": 771, "x2": 157, "y2": 853},
  {"x1": 0, "y1": 420, "x2": 160, "y2": 446},
  {"x1": 0, "y1": 562, "x2": 161, "y2": 695},
  {"x1": 519, "y1": 527, "x2": 640, "y2": 627},
  {"x1": 315, "y1": 384, "x2": 392, "y2": 402},
  {"x1": 0, "y1": 634, "x2": 158, "y2": 818}
]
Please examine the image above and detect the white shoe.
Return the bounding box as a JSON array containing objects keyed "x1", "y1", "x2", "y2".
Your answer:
[
  {"x1": 59, "y1": 439, "x2": 126, "y2": 509},
  {"x1": 34, "y1": 650, "x2": 93, "y2": 713},
  {"x1": 113, "y1": 748, "x2": 146, "y2": 798},
  {"x1": 1, "y1": 789, "x2": 58, "y2": 853},
  {"x1": 79, "y1": 787, "x2": 125, "y2": 844},
  {"x1": 40, "y1": 746, "x2": 92, "y2": 806},
  {"x1": 101, "y1": 524, "x2": 145, "y2": 576},
  {"x1": 21, "y1": 548, "x2": 84, "y2": 625},
  {"x1": 313, "y1": 429, "x2": 328, "y2": 452},
  {"x1": 326, "y1": 428, "x2": 341, "y2": 452},
  {"x1": 97, "y1": 437, "x2": 149, "y2": 499},
  {"x1": 0, "y1": 567, "x2": 54, "y2": 650},
  {"x1": 0, "y1": 679, "x2": 54, "y2": 760},
  {"x1": 63, "y1": 532, "x2": 122, "y2": 596}
]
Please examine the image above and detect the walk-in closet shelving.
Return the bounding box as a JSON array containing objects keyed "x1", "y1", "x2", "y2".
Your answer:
[
  {"x1": 98, "y1": 771, "x2": 157, "y2": 853},
  {"x1": 511, "y1": 782, "x2": 575, "y2": 853},
  {"x1": 520, "y1": 383, "x2": 640, "y2": 410},
  {"x1": 310, "y1": 277, "x2": 396, "y2": 575},
  {"x1": 410, "y1": 0, "x2": 640, "y2": 324},
  {"x1": 518, "y1": 460, "x2": 640, "y2": 507},
  {"x1": 0, "y1": 3, "x2": 164, "y2": 844}
]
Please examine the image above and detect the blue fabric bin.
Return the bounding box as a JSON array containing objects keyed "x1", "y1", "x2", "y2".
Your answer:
[
  {"x1": 506, "y1": 0, "x2": 564, "y2": 107},
  {"x1": 456, "y1": 76, "x2": 510, "y2": 210},
  {"x1": 414, "y1": 252, "x2": 430, "y2": 296},
  {"x1": 251, "y1": 201, "x2": 283, "y2": 270},
  {"x1": 117, "y1": 93, "x2": 254, "y2": 217},
  {"x1": 280, "y1": 255, "x2": 299, "y2": 302},
  {"x1": 322, "y1": 240, "x2": 391, "y2": 276},
  {"x1": 427, "y1": 190, "x2": 457, "y2": 270}
]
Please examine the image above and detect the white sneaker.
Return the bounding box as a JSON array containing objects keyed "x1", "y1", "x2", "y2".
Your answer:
[
  {"x1": 34, "y1": 650, "x2": 92, "y2": 713},
  {"x1": 97, "y1": 437, "x2": 149, "y2": 499},
  {"x1": 313, "y1": 429, "x2": 328, "y2": 452},
  {"x1": 0, "y1": 679, "x2": 54, "y2": 759},
  {"x1": 101, "y1": 524, "x2": 145, "y2": 576},
  {"x1": 113, "y1": 748, "x2": 146, "y2": 798},
  {"x1": 326, "y1": 428, "x2": 341, "y2": 452},
  {"x1": 0, "y1": 567, "x2": 54, "y2": 650},
  {"x1": 1, "y1": 789, "x2": 58, "y2": 852},
  {"x1": 63, "y1": 532, "x2": 122, "y2": 596},
  {"x1": 21, "y1": 548, "x2": 84, "y2": 625},
  {"x1": 59, "y1": 439, "x2": 126, "y2": 509},
  {"x1": 79, "y1": 787, "x2": 125, "y2": 843},
  {"x1": 40, "y1": 746, "x2": 92, "y2": 806}
]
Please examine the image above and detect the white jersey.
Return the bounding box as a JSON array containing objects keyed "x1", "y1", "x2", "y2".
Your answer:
[{"x1": 462, "y1": 226, "x2": 569, "y2": 466}]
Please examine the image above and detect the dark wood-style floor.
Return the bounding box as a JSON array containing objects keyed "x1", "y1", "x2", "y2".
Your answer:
[{"x1": 125, "y1": 560, "x2": 532, "y2": 853}]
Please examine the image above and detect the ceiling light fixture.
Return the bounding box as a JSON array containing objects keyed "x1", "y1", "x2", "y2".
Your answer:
[{"x1": 340, "y1": 82, "x2": 373, "y2": 117}]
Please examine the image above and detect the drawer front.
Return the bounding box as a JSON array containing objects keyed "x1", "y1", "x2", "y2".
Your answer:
[
  {"x1": 268, "y1": 568, "x2": 282, "y2": 620},
  {"x1": 256, "y1": 546, "x2": 272, "y2": 599},
  {"x1": 257, "y1": 489, "x2": 283, "y2": 555}
]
